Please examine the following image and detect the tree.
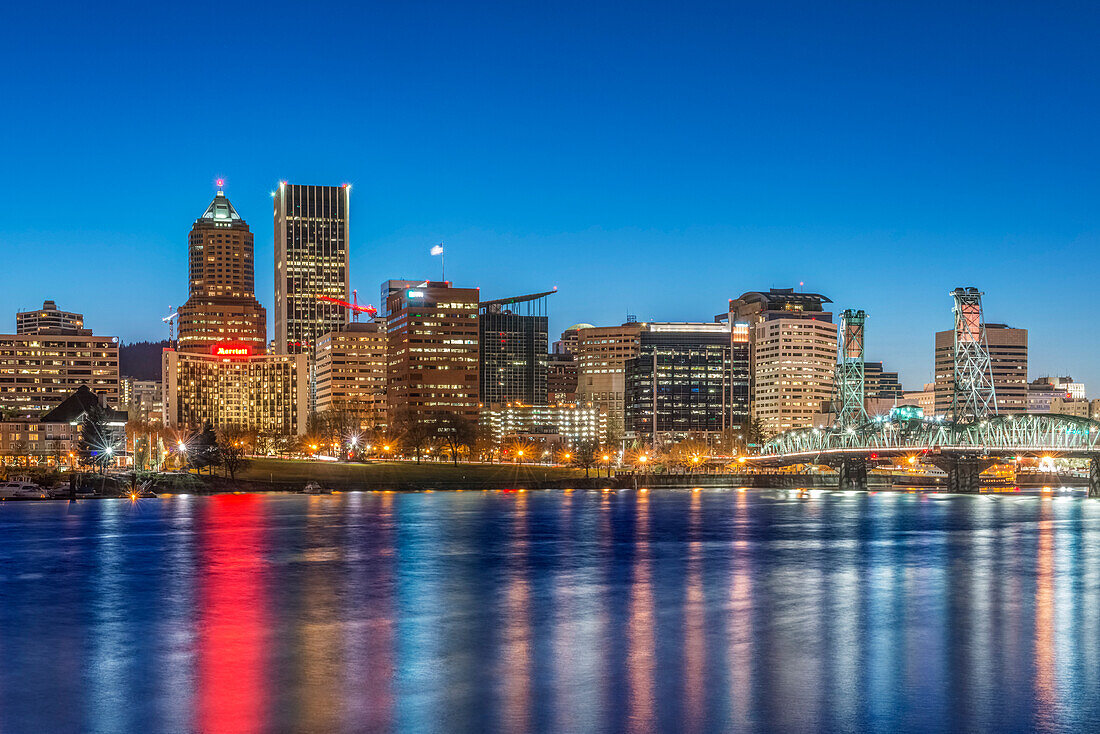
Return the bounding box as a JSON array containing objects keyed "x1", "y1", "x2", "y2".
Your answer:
[
  {"x1": 76, "y1": 403, "x2": 118, "y2": 473},
  {"x1": 745, "y1": 418, "x2": 772, "y2": 454},
  {"x1": 436, "y1": 415, "x2": 477, "y2": 466},
  {"x1": 9, "y1": 440, "x2": 29, "y2": 468},
  {"x1": 218, "y1": 441, "x2": 248, "y2": 480},
  {"x1": 392, "y1": 409, "x2": 431, "y2": 463},
  {"x1": 187, "y1": 423, "x2": 220, "y2": 474},
  {"x1": 571, "y1": 440, "x2": 599, "y2": 478},
  {"x1": 669, "y1": 438, "x2": 709, "y2": 472}
]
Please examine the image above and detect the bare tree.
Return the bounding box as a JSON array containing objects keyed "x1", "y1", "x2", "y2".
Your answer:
[{"x1": 436, "y1": 415, "x2": 477, "y2": 466}]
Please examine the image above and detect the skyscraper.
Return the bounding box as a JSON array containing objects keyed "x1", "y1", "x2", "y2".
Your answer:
[
  {"x1": 727, "y1": 288, "x2": 837, "y2": 435},
  {"x1": 176, "y1": 185, "x2": 267, "y2": 354},
  {"x1": 624, "y1": 322, "x2": 735, "y2": 444},
  {"x1": 478, "y1": 290, "x2": 553, "y2": 407},
  {"x1": 273, "y1": 182, "x2": 350, "y2": 354},
  {"x1": 386, "y1": 282, "x2": 480, "y2": 425}
]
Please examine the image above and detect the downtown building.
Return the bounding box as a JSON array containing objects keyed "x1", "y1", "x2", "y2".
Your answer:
[
  {"x1": 0, "y1": 328, "x2": 119, "y2": 417},
  {"x1": 574, "y1": 322, "x2": 643, "y2": 439},
  {"x1": 478, "y1": 290, "x2": 553, "y2": 407},
  {"x1": 175, "y1": 187, "x2": 267, "y2": 354},
  {"x1": 164, "y1": 187, "x2": 308, "y2": 436},
  {"x1": 727, "y1": 288, "x2": 837, "y2": 435},
  {"x1": 933, "y1": 322, "x2": 1028, "y2": 416},
  {"x1": 481, "y1": 403, "x2": 606, "y2": 448},
  {"x1": 273, "y1": 182, "x2": 350, "y2": 355},
  {"x1": 0, "y1": 385, "x2": 127, "y2": 468},
  {"x1": 624, "y1": 322, "x2": 740, "y2": 445},
  {"x1": 120, "y1": 377, "x2": 164, "y2": 424},
  {"x1": 386, "y1": 282, "x2": 480, "y2": 425},
  {"x1": 164, "y1": 349, "x2": 308, "y2": 436},
  {"x1": 17, "y1": 300, "x2": 84, "y2": 334},
  {"x1": 314, "y1": 319, "x2": 388, "y2": 429}
]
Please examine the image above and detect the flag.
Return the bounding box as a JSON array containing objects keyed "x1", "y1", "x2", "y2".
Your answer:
[{"x1": 430, "y1": 244, "x2": 444, "y2": 256}]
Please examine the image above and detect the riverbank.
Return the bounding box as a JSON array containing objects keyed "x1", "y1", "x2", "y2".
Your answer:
[{"x1": 220, "y1": 458, "x2": 605, "y2": 492}]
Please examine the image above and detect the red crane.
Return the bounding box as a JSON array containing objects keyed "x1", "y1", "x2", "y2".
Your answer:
[{"x1": 318, "y1": 290, "x2": 378, "y2": 322}]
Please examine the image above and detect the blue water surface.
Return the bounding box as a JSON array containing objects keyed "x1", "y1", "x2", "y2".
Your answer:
[{"x1": 1, "y1": 488, "x2": 1097, "y2": 734}]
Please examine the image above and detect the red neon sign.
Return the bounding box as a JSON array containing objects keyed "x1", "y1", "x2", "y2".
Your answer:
[{"x1": 212, "y1": 343, "x2": 252, "y2": 358}]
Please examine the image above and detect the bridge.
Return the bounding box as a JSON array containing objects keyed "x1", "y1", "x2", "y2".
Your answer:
[{"x1": 755, "y1": 288, "x2": 1100, "y2": 496}]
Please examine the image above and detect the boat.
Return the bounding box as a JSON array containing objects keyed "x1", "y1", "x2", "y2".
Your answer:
[
  {"x1": 0, "y1": 476, "x2": 48, "y2": 500},
  {"x1": 302, "y1": 482, "x2": 331, "y2": 495}
]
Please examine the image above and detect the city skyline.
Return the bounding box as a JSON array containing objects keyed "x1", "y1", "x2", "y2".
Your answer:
[{"x1": 4, "y1": 2, "x2": 1100, "y2": 389}]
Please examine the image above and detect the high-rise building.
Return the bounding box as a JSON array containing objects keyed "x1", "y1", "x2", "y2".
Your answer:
[
  {"x1": 574, "y1": 323, "x2": 643, "y2": 438},
  {"x1": 547, "y1": 353, "x2": 578, "y2": 404},
  {"x1": 478, "y1": 290, "x2": 553, "y2": 407},
  {"x1": 726, "y1": 288, "x2": 836, "y2": 435},
  {"x1": 163, "y1": 349, "x2": 308, "y2": 436},
  {"x1": 0, "y1": 332, "x2": 120, "y2": 416},
  {"x1": 386, "y1": 282, "x2": 480, "y2": 424},
  {"x1": 314, "y1": 320, "x2": 388, "y2": 428},
  {"x1": 17, "y1": 300, "x2": 84, "y2": 334},
  {"x1": 553, "y1": 324, "x2": 591, "y2": 355},
  {"x1": 934, "y1": 323, "x2": 1028, "y2": 416},
  {"x1": 273, "y1": 183, "x2": 350, "y2": 354},
  {"x1": 176, "y1": 186, "x2": 267, "y2": 354},
  {"x1": 624, "y1": 322, "x2": 736, "y2": 444}
]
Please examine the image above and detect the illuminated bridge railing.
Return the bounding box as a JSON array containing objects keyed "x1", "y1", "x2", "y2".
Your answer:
[{"x1": 761, "y1": 413, "x2": 1100, "y2": 458}]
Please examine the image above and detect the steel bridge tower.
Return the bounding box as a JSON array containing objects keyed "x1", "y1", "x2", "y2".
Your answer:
[
  {"x1": 950, "y1": 287, "x2": 997, "y2": 420},
  {"x1": 833, "y1": 309, "x2": 867, "y2": 427}
]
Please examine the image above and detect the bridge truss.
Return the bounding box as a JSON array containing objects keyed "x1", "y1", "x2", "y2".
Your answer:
[
  {"x1": 833, "y1": 309, "x2": 867, "y2": 427},
  {"x1": 762, "y1": 413, "x2": 1100, "y2": 459}
]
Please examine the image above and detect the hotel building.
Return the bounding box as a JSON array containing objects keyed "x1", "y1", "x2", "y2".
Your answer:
[
  {"x1": 482, "y1": 403, "x2": 606, "y2": 447},
  {"x1": 163, "y1": 348, "x2": 308, "y2": 435},
  {"x1": 273, "y1": 183, "x2": 350, "y2": 354}
]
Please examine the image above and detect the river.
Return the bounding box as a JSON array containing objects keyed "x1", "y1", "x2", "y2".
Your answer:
[{"x1": 1, "y1": 488, "x2": 1098, "y2": 733}]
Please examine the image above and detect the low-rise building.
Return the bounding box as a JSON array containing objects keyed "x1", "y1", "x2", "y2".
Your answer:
[
  {"x1": 121, "y1": 378, "x2": 163, "y2": 424},
  {"x1": 482, "y1": 403, "x2": 606, "y2": 447},
  {"x1": 0, "y1": 385, "x2": 127, "y2": 467}
]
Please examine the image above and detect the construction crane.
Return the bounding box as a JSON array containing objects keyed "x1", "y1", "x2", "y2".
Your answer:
[
  {"x1": 317, "y1": 290, "x2": 377, "y2": 322},
  {"x1": 162, "y1": 307, "x2": 179, "y2": 346}
]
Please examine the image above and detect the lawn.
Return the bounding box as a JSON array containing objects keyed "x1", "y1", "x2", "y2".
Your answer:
[{"x1": 236, "y1": 457, "x2": 591, "y2": 489}]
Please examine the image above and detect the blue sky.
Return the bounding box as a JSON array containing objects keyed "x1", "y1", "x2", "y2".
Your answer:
[{"x1": 2, "y1": 1, "x2": 1098, "y2": 388}]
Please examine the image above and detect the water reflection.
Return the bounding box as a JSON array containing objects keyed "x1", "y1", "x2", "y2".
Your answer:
[{"x1": 2, "y1": 489, "x2": 1100, "y2": 732}]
